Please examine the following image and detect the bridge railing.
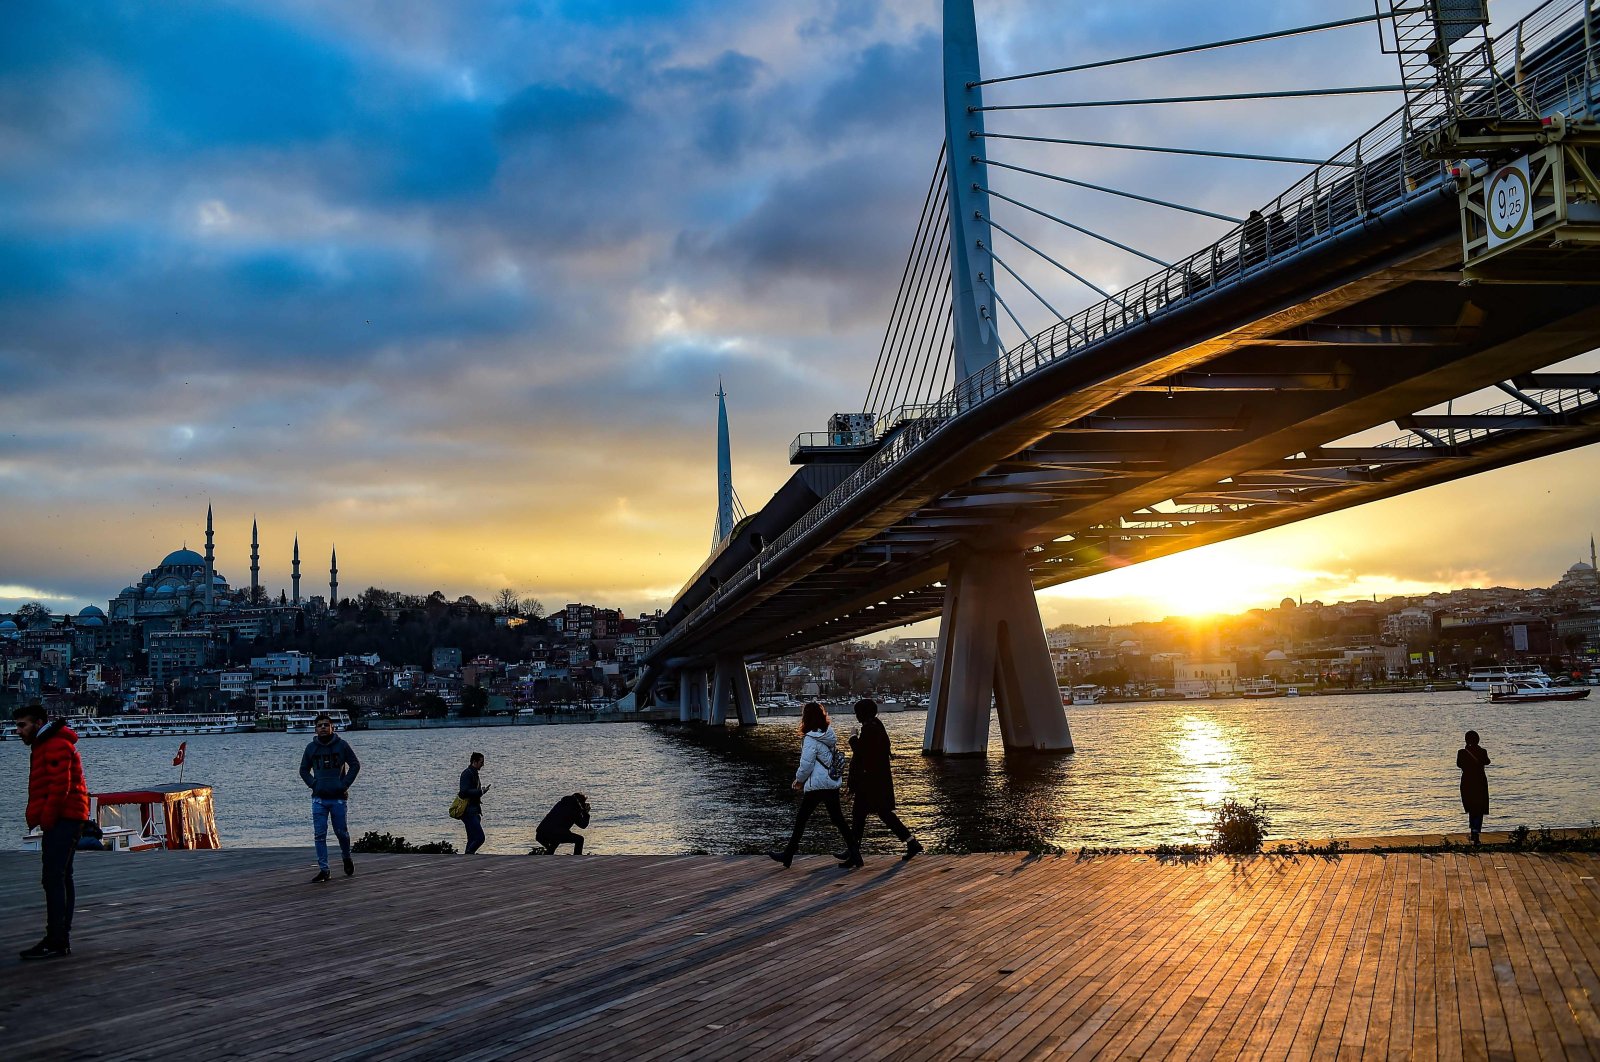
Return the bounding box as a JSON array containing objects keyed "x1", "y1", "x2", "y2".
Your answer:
[
  {"x1": 1378, "y1": 386, "x2": 1600, "y2": 451},
  {"x1": 659, "y1": 1, "x2": 1595, "y2": 650}
]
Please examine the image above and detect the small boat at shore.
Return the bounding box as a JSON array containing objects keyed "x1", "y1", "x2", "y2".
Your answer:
[
  {"x1": 20, "y1": 784, "x2": 222, "y2": 852},
  {"x1": 1488, "y1": 678, "x2": 1592, "y2": 703}
]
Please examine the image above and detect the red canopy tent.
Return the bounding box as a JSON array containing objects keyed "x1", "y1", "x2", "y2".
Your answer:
[{"x1": 91, "y1": 784, "x2": 222, "y2": 851}]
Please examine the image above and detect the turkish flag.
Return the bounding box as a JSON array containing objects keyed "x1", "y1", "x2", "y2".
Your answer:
[{"x1": 173, "y1": 741, "x2": 187, "y2": 767}]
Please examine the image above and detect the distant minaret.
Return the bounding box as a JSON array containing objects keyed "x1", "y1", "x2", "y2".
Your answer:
[
  {"x1": 329, "y1": 545, "x2": 339, "y2": 608},
  {"x1": 1592, "y1": 534, "x2": 1598, "y2": 594},
  {"x1": 291, "y1": 536, "x2": 301, "y2": 605},
  {"x1": 250, "y1": 518, "x2": 260, "y2": 605},
  {"x1": 713, "y1": 380, "x2": 734, "y2": 548},
  {"x1": 204, "y1": 504, "x2": 216, "y2": 612}
]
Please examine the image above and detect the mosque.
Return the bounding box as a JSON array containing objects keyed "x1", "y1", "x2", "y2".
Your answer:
[{"x1": 107, "y1": 505, "x2": 339, "y2": 621}]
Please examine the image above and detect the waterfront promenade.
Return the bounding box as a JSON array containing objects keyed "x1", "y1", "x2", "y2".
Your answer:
[{"x1": 2, "y1": 846, "x2": 1597, "y2": 1059}]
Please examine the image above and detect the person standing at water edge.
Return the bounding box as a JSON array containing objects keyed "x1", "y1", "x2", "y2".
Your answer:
[
  {"x1": 536, "y1": 793, "x2": 590, "y2": 854},
  {"x1": 13, "y1": 704, "x2": 90, "y2": 960},
  {"x1": 1457, "y1": 730, "x2": 1491, "y2": 845},
  {"x1": 459, "y1": 752, "x2": 490, "y2": 855},
  {"x1": 769, "y1": 702, "x2": 860, "y2": 870},
  {"x1": 299, "y1": 713, "x2": 360, "y2": 882},
  {"x1": 839, "y1": 699, "x2": 921, "y2": 866}
]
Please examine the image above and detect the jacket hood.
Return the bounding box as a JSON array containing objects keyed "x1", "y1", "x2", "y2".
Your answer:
[
  {"x1": 33, "y1": 721, "x2": 77, "y2": 746},
  {"x1": 806, "y1": 726, "x2": 837, "y2": 749}
]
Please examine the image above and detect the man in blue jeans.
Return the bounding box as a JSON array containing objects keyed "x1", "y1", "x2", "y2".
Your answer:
[{"x1": 298, "y1": 713, "x2": 360, "y2": 883}]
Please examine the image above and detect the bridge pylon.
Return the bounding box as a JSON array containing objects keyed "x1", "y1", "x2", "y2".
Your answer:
[
  {"x1": 923, "y1": 550, "x2": 1073, "y2": 756},
  {"x1": 711, "y1": 654, "x2": 758, "y2": 726},
  {"x1": 678, "y1": 669, "x2": 709, "y2": 725}
]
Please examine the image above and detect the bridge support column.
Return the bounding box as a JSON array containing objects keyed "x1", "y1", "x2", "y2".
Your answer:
[
  {"x1": 679, "y1": 669, "x2": 709, "y2": 725},
  {"x1": 711, "y1": 654, "x2": 758, "y2": 726},
  {"x1": 923, "y1": 550, "x2": 1073, "y2": 756}
]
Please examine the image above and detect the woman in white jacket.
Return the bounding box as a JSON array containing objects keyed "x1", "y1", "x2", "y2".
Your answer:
[{"x1": 769, "y1": 702, "x2": 861, "y2": 869}]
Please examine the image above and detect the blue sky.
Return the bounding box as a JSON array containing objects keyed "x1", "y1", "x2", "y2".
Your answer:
[{"x1": 2, "y1": 0, "x2": 1593, "y2": 624}]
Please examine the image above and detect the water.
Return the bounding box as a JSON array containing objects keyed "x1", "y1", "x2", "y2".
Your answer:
[{"x1": 3, "y1": 690, "x2": 1595, "y2": 855}]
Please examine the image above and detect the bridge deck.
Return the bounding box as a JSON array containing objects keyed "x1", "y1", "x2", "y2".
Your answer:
[{"x1": 3, "y1": 846, "x2": 1598, "y2": 1059}]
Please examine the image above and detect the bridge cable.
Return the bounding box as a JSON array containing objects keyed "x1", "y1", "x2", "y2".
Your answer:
[
  {"x1": 877, "y1": 167, "x2": 949, "y2": 415},
  {"x1": 989, "y1": 249, "x2": 1067, "y2": 324},
  {"x1": 863, "y1": 147, "x2": 949, "y2": 416},
  {"x1": 876, "y1": 188, "x2": 951, "y2": 417},
  {"x1": 973, "y1": 85, "x2": 1405, "y2": 113},
  {"x1": 980, "y1": 184, "x2": 1171, "y2": 266},
  {"x1": 981, "y1": 274, "x2": 1043, "y2": 365},
  {"x1": 980, "y1": 217, "x2": 1125, "y2": 308},
  {"x1": 972, "y1": 132, "x2": 1355, "y2": 168},
  {"x1": 905, "y1": 275, "x2": 954, "y2": 411},
  {"x1": 887, "y1": 217, "x2": 951, "y2": 415},
  {"x1": 984, "y1": 158, "x2": 1243, "y2": 223},
  {"x1": 972, "y1": 12, "x2": 1398, "y2": 88}
]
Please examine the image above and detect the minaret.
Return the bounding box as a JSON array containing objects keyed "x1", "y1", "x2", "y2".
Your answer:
[
  {"x1": 713, "y1": 380, "x2": 734, "y2": 548},
  {"x1": 291, "y1": 536, "x2": 301, "y2": 605},
  {"x1": 203, "y1": 504, "x2": 216, "y2": 612},
  {"x1": 329, "y1": 545, "x2": 339, "y2": 608},
  {"x1": 1591, "y1": 534, "x2": 1598, "y2": 594},
  {"x1": 250, "y1": 518, "x2": 260, "y2": 605}
]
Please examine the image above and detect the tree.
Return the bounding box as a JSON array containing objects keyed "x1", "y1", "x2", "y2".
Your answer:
[
  {"x1": 493, "y1": 588, "x2": 521, "y2": 615},
  {"x1": 460, "y1": 685, "x2": 488, "y2": 717},
  {"x1": 14, "y1": 602, "x2": 50, "y2": 628},
  {"x1": 417, "y1": 692, "x2": 449, "y2": 719},
  {"x1": 521, "y1": 598, "x2": 546, "y2": 620}
]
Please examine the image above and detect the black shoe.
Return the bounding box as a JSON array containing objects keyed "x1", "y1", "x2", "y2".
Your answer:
[
  {"x1": 20, "y1": 939, "x2": 69, "y2": 961},
  {"x1": 343, "y1": 856, "x2": 355, "y2": 877},
  {"x1": 903, "y1": 837, "x2": 924, "y2": 861},
  {"x1": 310, "y1": 869, "x2": 331, "y2": 883},
  {"x1": 833, "y1": 850, "x2": 852, "y2": 862},
  {"x1": 768, "y1": 851, "x2": 792, "y2": 869},
  {"x1": 838, "y1": 855, "x2": 864, "y2": 869}
]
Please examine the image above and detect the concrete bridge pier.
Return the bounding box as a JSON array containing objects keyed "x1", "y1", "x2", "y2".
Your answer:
[
  {"x1": 710, "y1": 654, "x2": 759, "y2": 726},
  {"x1": 923, "y1": 550, "x2": 1073, "y2": 756},
  {"x1": 678, "y1": 669, "x2": 709, "y2": 725}
]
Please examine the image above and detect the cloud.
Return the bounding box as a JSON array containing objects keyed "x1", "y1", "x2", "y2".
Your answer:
[{"x1": 1, "y1": 0, "x2": 1593, "y2": 624}]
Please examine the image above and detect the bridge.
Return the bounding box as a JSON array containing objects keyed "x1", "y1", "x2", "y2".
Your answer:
[{"x1": 638, "y1": 0, "x2": 1600, "y2": 755}]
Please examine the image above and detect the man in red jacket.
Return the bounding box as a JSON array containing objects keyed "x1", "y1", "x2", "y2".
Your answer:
[{"x1": 13, "y1": 704, "x2": 90, "y2": 960}]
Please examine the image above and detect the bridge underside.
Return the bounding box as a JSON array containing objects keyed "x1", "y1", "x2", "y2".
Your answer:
[{"x1": 657, "y1": 224, "x2": 1600, "y2": 665}]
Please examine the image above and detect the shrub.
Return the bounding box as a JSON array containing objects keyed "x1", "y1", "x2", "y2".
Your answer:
[
  {"x1": 351, "y1": 831, "x2": 457, "y2": 854},
  {"x1": 1210, "y1": 797, "x2": 1271, "y2": 855}
]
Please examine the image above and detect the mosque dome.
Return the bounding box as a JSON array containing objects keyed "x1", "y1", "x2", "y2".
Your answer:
[
  {"x1": 1280, "y1": 597, "x2": 1297, "y2": 610},
  {"x1": 79, "y1": 605, "x2": 106, "y2": 617},
  {"x1": 1265, "y1": 649, "x2": 1288, "y2": 661},
  {"x1": 160, "y1": 548, "x2": 206, "y2": 568},
  {"x1": 155, "y1": 584, "x2": 175, "y2": 595},
  {"x1": 1571, "y1": 560, "x2": 1595, "y2": 572},
  {"x1": 121, "y1": 586, "x2": 138, "y2": 596},
  {"x1": 0, "y1": 619, "x2": 16, "y2": 631}
]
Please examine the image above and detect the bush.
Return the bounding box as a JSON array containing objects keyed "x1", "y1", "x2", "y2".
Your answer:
[
  {"x1": 1210, "y1": 797, "x2": 1271, "y2": 855},
  {"x1": 351, "y1": 831, "x2": 456, "y2": 854}
]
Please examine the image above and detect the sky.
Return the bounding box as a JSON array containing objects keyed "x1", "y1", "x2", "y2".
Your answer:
[{"x1": 1, "y1": 0, "x2": 1594, "y2": 628}]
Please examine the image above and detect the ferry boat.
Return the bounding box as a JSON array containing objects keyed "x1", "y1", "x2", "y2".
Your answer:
[
  {"x1": 1240, "y1": 680, "x2": 1282, "y2": 699},
  {"x1": 1488, "y1": 677, "x2": 1592, "y2": 703},
  {"x1": 1464, "y1": 665, "x2": 1549, "y2": 691},
  {"x1": 2, "y1": 713, "x2": 253, "y2": 740},
  {"x1": 1061, "y1": 684, "x2": 1103, "y2": 705},
  {"x1": 276, "y1": 709, "x2": 352, "y2": 733}
]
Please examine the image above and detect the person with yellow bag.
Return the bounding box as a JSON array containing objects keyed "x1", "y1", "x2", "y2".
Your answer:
[{"x1": 451, "y1": 752, "x2": 490, "y2": 854}]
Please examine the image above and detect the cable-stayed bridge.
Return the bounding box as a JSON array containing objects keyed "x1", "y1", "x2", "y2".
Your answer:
[{"x1": 639, "y1": 0, "x2": 1600, "y2": 754}]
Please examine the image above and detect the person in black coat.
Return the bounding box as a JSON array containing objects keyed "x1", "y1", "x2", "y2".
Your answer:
[
  {"x1": 1457, "y1": 730, "x2": 1491, "y2": 845},
  {"x1": 838, "y1": 699, "x2": 921, "y2": 866},
  {"x1": 536, "y1": 793, "x2": 589, "y2": 854},
  {"x1": 458, "y1": 752, "x2": 490, "y2": 855}
]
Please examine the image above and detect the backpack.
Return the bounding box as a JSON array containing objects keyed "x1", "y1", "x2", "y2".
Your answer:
[{"x1": 820, "y1": 738, "x2": 846, "y2": 783}]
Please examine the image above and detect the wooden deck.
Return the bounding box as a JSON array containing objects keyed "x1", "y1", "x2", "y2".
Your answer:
[{"x1": 2, "y1": 846, "x2": 1598, "y2": 1060}]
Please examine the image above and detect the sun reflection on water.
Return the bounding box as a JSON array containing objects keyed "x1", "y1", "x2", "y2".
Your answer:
[{"x1": 1172, "y1": 716, "x2": 1239, "y2": 834}]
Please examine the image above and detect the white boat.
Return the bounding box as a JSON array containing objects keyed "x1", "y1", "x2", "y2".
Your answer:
[
  {"x1": 1284, "y1": 687, "x2": 1300, "y2": 697},
  {"x1": 1488, "y1": 677, "x2": 1591, "y2": 703},
  {"x1": 279, "y1": 709, "x2": 352, "y2": 733},
  {"x1": 1465, "y1": 665, "x2": 1549, "y2": 691},
  {"x1": 1240, "y1": 680, "x2": 1282, "y2": 699},
  {"x1": 1062, "y1": 684, "x2": 1103, "y2": 705}
]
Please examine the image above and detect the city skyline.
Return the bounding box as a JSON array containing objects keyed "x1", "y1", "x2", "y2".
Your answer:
[{"x1": 3, "y1": 0, "x2": 1594, "y2": 629}]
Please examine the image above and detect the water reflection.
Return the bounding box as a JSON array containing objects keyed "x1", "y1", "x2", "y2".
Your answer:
[
  {"x1": 6, "y1": 690, "x2": 1596, "y2": 854},
  {"x1": 1172, "y1": 716, "x2": 1239, "y2": 834}
]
